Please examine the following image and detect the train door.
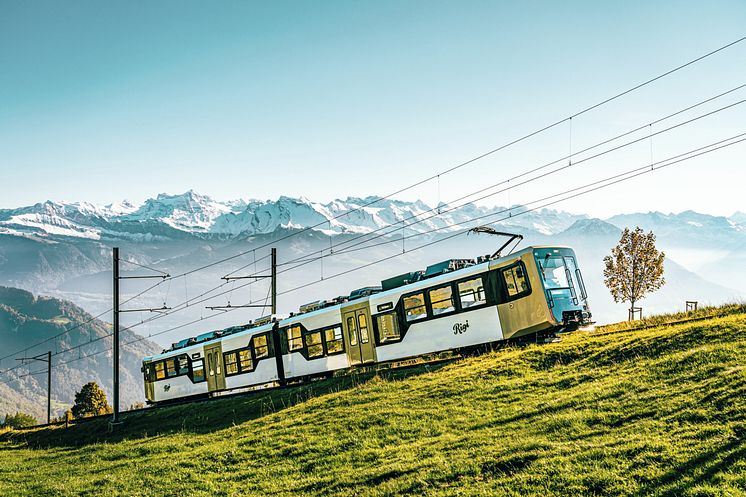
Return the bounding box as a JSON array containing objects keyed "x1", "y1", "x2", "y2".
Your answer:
[
  {"x1": 204, "y1": 343, "x2": 226, "y2": 392},
  {"x1": 342, "y1": 302, "x2": 376, "y2": 365},
  {"x1": 494, "y1": 256, "x2": 545, "y2": 339}
]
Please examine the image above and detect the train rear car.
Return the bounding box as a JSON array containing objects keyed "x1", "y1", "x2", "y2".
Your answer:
[{"x1": 142, "y1": 321, "x2": 281, "y2": 404}]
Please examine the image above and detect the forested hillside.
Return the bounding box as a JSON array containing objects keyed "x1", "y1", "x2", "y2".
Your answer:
[{"x1": 0, "y1": 287, "x2": 160, "y2": 420}]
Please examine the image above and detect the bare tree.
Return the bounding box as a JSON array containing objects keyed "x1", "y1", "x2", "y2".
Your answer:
[{"x1": 603, "y1": 227, "x2": 665, "y2": 319}]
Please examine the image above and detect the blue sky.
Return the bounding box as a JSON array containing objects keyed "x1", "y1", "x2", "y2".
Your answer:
[{"x1": 0, "y1": 1, "x2": 744, "y2": 217}]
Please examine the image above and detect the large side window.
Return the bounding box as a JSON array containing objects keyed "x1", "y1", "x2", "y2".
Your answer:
[
  {"x1": 224, "y1": 351, "x2": 239, "y2": 375},
  {"x1": 224, "y1": 348, "x2": 253, "y2": 375},
  {"x1": 403, "y1": 292, "x2": 427, "y2": 322},
  {"x1": 253, "y1": 334, "x2": 269, "y2": 358},
  {"x1": 192, "y1": 359, "x2": 206, "y2": 383},
  {"x1": 305, "y1": 331, "x2": 324, "y2": 358},
  {"x1": 376, "y1": 312, "x2": 401, "y2": 343},
  {"x1": 177, "y1": 355, "x2": 189, "y2": 375},
  {"x1": 458, "y1": 277, "x2": 486, "y2": 309},
  {"x1": 239, "y1": 349, "x2": 253, "y2": 371},
  {"x1": 501, "y1": 264, "x2": 530, "y2": 298},
  {"x1": 165, "y1": 358, "x2": 178, "y2": 378},
  {"x1": 429, "y1": 286, "x2": 455, "y2": 316},
  {"x1": 324, "y1": 327, "x2": 344, "y2": 354},
  {"x1": 155, "y1": 361, "x2": 165, "y2": 380},
  {"x1": 286, "y1": 325, "x2": 303, "y2": 352}
]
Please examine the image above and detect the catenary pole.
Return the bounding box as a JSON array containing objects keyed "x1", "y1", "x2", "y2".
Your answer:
[
  {"x1": 46, "y1": 350, "x2": 51, "y2": 424},
  {"x1": 112, "y1": 247, "x2": 120, "y2": 423},
  {"x1": 271, "y1": 248, "x2": 277, "y2": 315}
]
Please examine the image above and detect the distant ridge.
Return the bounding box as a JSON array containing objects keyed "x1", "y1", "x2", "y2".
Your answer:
[{"x1": 0, "y1": 287, "x2": 161, "y2": 420}]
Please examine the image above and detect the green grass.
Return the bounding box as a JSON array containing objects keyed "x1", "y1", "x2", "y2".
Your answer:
[{"x1": 1, "y1": 307, "x2": 744, "y2": 497}]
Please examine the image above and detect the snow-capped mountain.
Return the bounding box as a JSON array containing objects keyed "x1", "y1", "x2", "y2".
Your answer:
[{"x1": 0, "y1": 191, "x2": 586, "y2": 240}]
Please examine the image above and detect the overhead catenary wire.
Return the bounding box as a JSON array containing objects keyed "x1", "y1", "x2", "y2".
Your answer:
[
  {"x1": 272, "y1": 134, "x2": 746, "y2": 297},
  {"x1": 246, "y1": 94, "x2": 746, "y2": 272},
  {"x1": 118, "y1": 259, "x2": 170, "y2": 276},
  {"x1": 247, "y1": 83, "x2": 746, "y2": 274},
  {"x1": 318, "y1": 83, "x2": 746, "y2": 255}
]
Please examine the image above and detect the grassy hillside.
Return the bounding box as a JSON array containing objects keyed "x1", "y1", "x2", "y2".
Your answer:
[{"x1": 1, "y1": 307, "x2": 744, "y2": 496}]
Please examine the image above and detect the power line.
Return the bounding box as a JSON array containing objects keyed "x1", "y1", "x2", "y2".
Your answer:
[
  {"x1": 155, "y1": 36, "x2": 746, "y2": 283},
  {"x1": 119, "y1": 259, "x2": 170, "y2": 276},
  {"x1": 231, "y1": 94, "x2": 746, "y2": 275},
  {"x1": 320, "y1": 84, "x2": 746, "y2": 255},
  {"x1": 119, "y1": 84, "x2": 746, "y2": 328}
]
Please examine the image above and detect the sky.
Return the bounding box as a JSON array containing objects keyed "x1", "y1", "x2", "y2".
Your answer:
[{"x1": 0, "y1": 0, "x2": 744, "y2": 218}]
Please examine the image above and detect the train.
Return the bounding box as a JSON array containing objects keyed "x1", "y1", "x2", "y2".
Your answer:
[{"x1": 142, "y1": 245, "x2": 592, "y2": 404}]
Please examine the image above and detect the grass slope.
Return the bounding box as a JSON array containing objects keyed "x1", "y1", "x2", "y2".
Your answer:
[{"x1": 1, "y1": 308, "x2": 744, "y2": 496}]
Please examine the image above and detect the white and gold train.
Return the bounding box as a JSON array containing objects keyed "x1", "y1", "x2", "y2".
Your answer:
[{"x1": 142, "y1": 245, "x2": 592, "y2": 403}]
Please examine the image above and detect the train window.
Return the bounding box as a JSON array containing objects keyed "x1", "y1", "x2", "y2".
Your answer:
[
  {"x1": 539, "y1": 256, "x2": 569, "y2": 289},
  {"x1": 404, "y1": 292, "x2": 427, "y2": 322},
  {"x1": 155, "y1": 361, "x2": 165, "y2": 380},
  {"x1": 358, "y1": 314, "x2": 370, "y2": 344},
  {"x1": 564, "y1": 256, "x2": 587, "y2": 300},
  {"x1": 502, "y1": 265, "x2": 529, "y2": 297},
  {"x1": 325, "y1": 327, "x2": 344, "y2": 354},
  {"x1": 287, "y1": 325, "x2": 303, "y2": 352},
  {"x1": 306, "y1": 331, "x2": 324, "y2": 358},
  {"x1": 429, "y1": 286, "x2": 455, "y2": 315},
  {"x1": 192, "y1": 359, "x2": 206, "y2": 382},
  {"x1": 224, "y1": 351, "x2": 239, "y2": 375},
  {"x1": 239, "y1": 349, "x2": 253, "y2": 371},
  {"x1": 166, "y1": 358, "x2": 178, "y2": 378},
  {"x1": 178, "y1": 355, "x2": 189, "y2": 375},
  {"x1": 347, "y1": 316, "x2": 358, "y2": 346},
  {"x1": 253, "y1": 334, "x2": 269, "y2": 358},
  {"x1": 376, "y1": 312, "x2": 401, "y2": 343},
  {"x1": 458, "y1": 278, "x2": 486, "y2": 308}
]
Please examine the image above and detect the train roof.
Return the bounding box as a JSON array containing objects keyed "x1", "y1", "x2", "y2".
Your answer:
[{"x1": 144, "y1": 318, "x2": 278, "y2": 361}]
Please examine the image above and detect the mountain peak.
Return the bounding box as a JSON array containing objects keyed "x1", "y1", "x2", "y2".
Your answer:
[{"x1": 561, "y1": 218, "x2": 620, "y2": 237}]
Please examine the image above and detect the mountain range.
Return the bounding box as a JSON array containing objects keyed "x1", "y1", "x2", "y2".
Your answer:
[{"x1": 0, "y1": 190, "x2": 590, "y2": 240}]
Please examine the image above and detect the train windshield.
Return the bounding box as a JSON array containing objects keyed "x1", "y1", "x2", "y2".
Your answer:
[
  {"x1": 541, "y1": 256, "x2": 570, "y2": 289},
  {"x1": 536, "y1": 252, "x2": 588, "y2": 305}
]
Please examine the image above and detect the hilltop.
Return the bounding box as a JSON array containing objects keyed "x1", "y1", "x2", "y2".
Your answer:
[{"x1": 1, "y1": 305, "x2": 744, "y2": 496}]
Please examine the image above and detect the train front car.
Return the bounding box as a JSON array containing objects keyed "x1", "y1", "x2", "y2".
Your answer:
[{"x1": 531, "y1": 246, "x2": 592, "y2": 332}]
